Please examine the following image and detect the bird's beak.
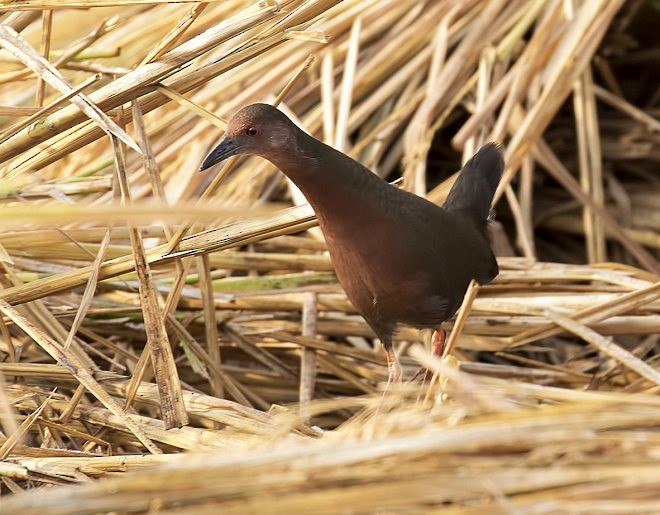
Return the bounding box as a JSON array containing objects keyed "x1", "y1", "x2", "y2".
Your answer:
[{"x1": 199, "y1": 138, "x2": 239, "y2": 171}]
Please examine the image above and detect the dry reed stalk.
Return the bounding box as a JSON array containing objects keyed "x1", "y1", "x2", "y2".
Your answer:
[
  {"x1": 4, "y1": 376, "x2": 660, "y2": 513},
  {"x1": 0, "y1": 0, "x2": 658, "y2": 510}
]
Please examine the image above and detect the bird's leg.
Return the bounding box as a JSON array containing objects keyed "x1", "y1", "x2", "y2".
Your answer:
[
  {"x1": 379, "y1": 346, "x2": 401, "y2": 412},
  {"x1": 423, "y1": 327, "x2": 446, "y2": 383},
  {"x1": 384, "y1": 347, "x2": 401, "y2": 384},
  {"x1": 431, "y1": 327, "x2": 446, "y2": 356},
  {"x1": 376, "y1": 346, "x2": 401, "y2": 415}
]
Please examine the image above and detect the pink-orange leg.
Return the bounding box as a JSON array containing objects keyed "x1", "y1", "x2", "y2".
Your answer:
[
  {"x1": 423, "y1": 327, "x2": 446, "y2": 383},
  {"x1": 384, "y1": 347, "x2": 401, "y2": 384}
]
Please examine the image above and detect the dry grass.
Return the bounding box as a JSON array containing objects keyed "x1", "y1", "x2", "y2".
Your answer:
[{"x1": 0, "y1": 0, "x2": 658, "y2": 513}]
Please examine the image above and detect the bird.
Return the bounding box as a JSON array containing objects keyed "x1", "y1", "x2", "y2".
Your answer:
[{"x1": 200, "y1": 103, "x2": 503, "y2": 385}]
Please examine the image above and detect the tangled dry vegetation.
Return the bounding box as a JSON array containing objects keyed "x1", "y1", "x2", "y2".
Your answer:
[{"x1": 0, "y1": 1, "x2": 658, "y2": 513}]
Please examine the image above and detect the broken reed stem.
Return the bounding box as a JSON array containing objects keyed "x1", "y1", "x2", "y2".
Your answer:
[
  {"x1": 111, "y1": 134, "x2": 187, "y2": 429},
  {"x1": 547, "y1": 310, "x2": 660, "y2": 388},
  {"x1": 443, "y1": 279, "x2": 480, "y2": 359},
  {"x1": 0, "y1": 299, "x2": 161, "y2": 454},
  {"x1": 299, "y1": 291, "x2": 318, "y2": 422}
]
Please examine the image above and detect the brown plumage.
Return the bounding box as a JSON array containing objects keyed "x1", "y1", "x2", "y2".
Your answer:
[{"x1": 201, "y1": 104, "x2": 503, "y2": 383}]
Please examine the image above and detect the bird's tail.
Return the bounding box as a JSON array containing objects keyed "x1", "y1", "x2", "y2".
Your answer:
[{"x1": 442, "y1": 143, "x2": 504, "y2": 229}]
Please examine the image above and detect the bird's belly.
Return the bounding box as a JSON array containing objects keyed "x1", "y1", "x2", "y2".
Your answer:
[{"x1": 326, "y1": 238, "x2": 458, "y2": 329}]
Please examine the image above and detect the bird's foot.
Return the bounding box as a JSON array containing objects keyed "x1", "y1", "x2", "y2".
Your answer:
[
  {"x1": 377, "y1": 348, "x2": 402, "y2": 414},
  {"x1": 387, "y1": 360, "x2": 402, "y2": 384},
  {"x1": 384, "y1": 347, "x2": 401, "y2": 385}
]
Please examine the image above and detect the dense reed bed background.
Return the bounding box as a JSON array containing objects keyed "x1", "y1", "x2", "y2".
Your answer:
[{"x1": 0, "y1": 0, "x2": 658, "y2": 513}]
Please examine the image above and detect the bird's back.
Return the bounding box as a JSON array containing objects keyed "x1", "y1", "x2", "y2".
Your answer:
[
  {"x1": 320, "y1": 143, "x2": 504, "y2": 334},
  {"x1": 427, "y1": 143, "x2": 504, "y2": 294}
]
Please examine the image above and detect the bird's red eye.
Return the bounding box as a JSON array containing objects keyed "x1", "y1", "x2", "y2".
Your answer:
[{"x1": 246, "y1": 126, "x2": 259, "y2": 137}]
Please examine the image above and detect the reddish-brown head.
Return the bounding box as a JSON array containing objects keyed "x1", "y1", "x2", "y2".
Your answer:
[{"x1": 200, "y1": 104, "x2": 297, "y2": 170}]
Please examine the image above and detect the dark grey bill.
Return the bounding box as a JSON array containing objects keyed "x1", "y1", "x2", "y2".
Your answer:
[{"x1": 199, "y1": 138, "x2": 239, "y2": 171}]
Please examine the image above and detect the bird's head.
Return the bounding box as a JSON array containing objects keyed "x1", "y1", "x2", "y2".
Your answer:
[{"x1": 199, "y1": 103, "x2": 297, "y2": 171}]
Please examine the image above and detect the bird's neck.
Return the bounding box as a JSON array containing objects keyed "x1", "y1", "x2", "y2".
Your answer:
[{"x1": 267, "y1": 131, "x2": 384, "y2": 214}]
